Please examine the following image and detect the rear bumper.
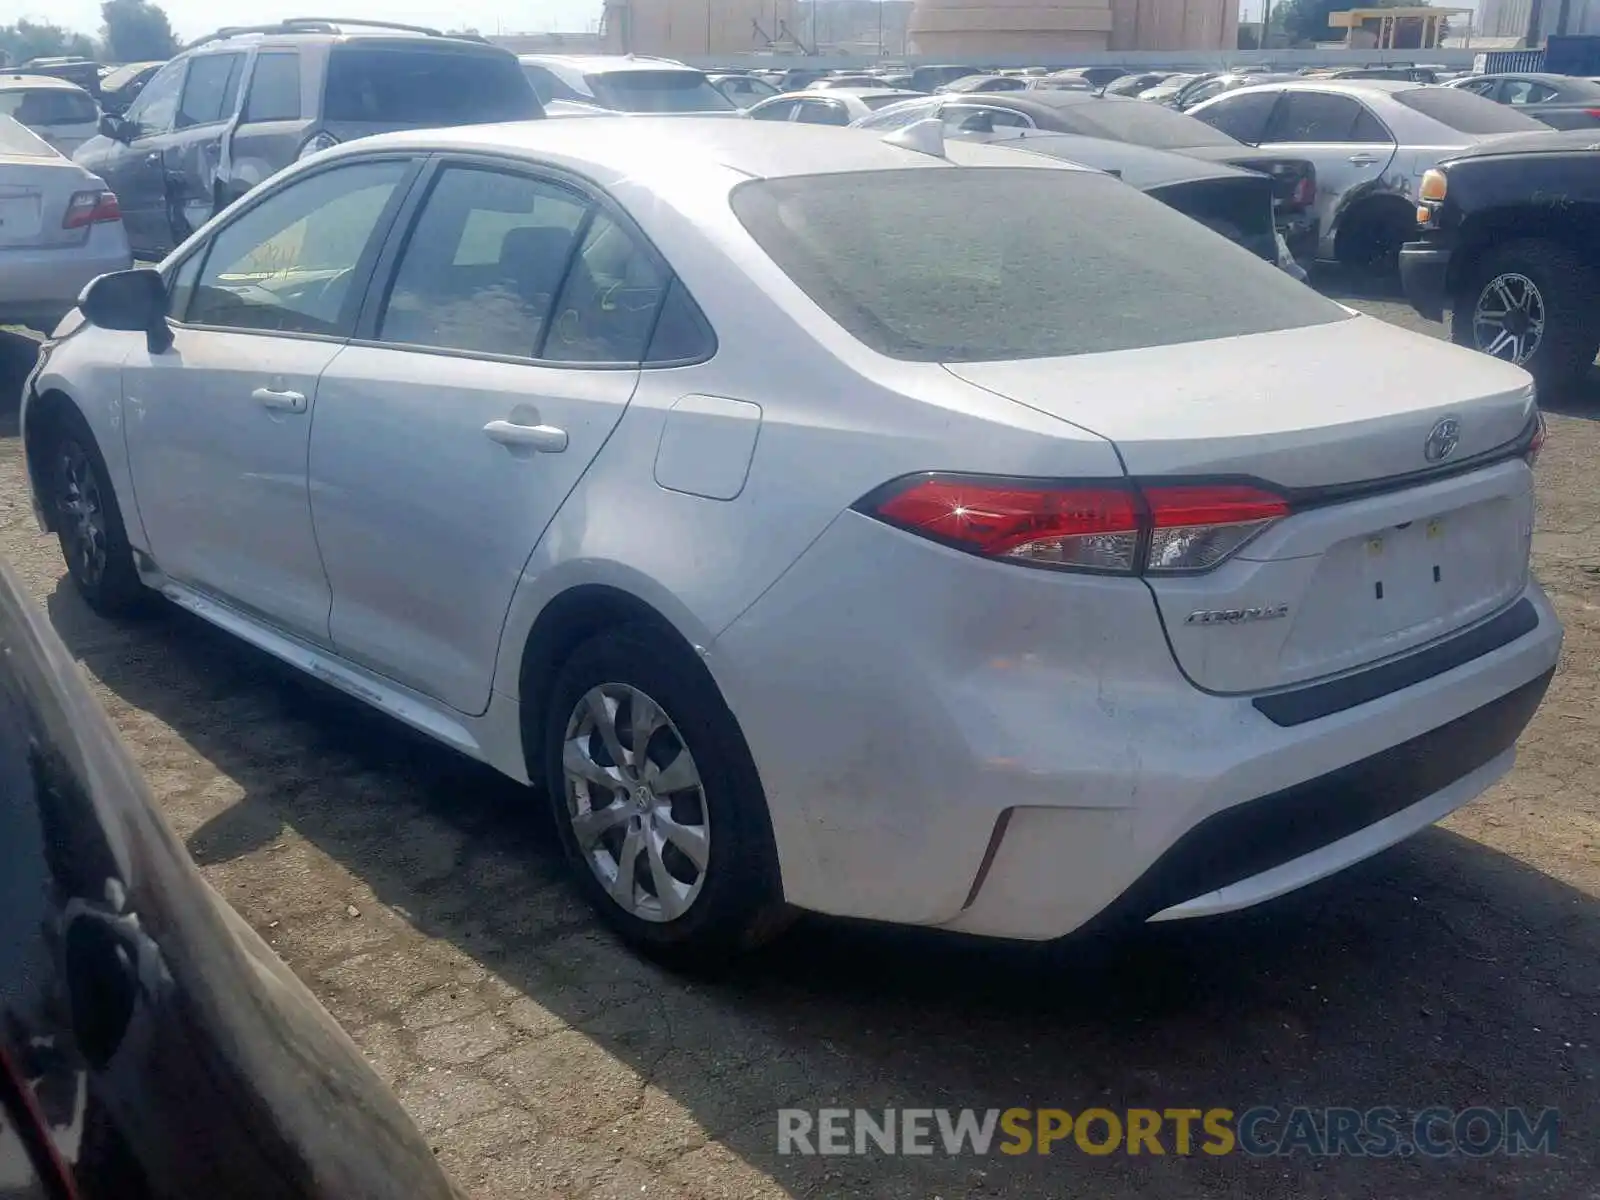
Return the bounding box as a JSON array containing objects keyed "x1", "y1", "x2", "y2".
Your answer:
[
  {"x1": 710, "y1": 507, "x2": 1562, "y2": 941},
  {"x1": 1400, "y1": 238, "x2": 1454, "y2": 323},
  {"x1": 0, "y1": 226, "x2": 132, "y2": 329}
]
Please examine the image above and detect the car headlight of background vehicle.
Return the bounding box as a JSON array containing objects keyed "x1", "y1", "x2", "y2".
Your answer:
[{"x1": 298, "y1": 131, "x2": 340, "y2": 161}]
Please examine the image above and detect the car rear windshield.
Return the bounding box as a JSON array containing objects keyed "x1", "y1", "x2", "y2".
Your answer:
[
  {"x1": 0, "y1": 88, "x2": 98, "y2": 124},
  {"x1": 585, "y1": 70, "x2": 736, "y2": 113},
  {"x1": 732, "y1": 168, "x2": 1347, "y2": 363},
  {"x1": 1046, "y1": 97, "x2": 1239, "y2": 148},
  {"x1": 323, "y1": 47, "x2": 540, "y2": 125},
  {"x1": 1391, "y1": 87, "x2": 1548, "y2": 134}
]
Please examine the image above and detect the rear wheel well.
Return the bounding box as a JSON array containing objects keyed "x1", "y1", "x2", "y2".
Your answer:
[
  {"x1": 25, "y1": 389, "x2": 85, "y2": 533},
  {"x1": 516, "y1": 585, "x2": 693, "y2": 778},
  {"x1": 1448, "y1": 209, "x2": 1600, "y2": 303},
  {"x1": 1334, "y1": 193, "x2": 1415, "y2": 265}
]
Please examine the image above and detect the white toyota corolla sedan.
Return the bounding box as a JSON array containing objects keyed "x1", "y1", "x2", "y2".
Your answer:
[{"x1": 22, "y1": 117, "x2": 1561, "y2": 965}]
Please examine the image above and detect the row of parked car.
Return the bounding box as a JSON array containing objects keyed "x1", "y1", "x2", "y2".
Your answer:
[{"x1": 1, "y1": 21, "x2": 1595, "y2": 382}]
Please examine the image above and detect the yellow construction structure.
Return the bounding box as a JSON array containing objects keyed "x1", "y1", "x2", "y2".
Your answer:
[{"x1": 1326, "y1": 5, "x2": 1472, "y2": 48}]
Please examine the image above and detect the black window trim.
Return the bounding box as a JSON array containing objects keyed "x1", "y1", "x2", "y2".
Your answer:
[
  {"x1": 349, "y1": 151, "x2": 716, "y2": 370},
  {"x1": 168, "y1": 151, "x2": 427, "y2": 344}
]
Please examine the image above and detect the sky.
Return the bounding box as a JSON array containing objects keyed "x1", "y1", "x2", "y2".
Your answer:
[{"x1": 34, "y1": 0, "x2": 604, "y2": 43}]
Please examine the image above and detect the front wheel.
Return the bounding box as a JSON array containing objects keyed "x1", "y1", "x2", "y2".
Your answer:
[
  {"x1": 45, "y1": 410, "x2": 149, "y2": 617},
  {"x1": 540, "y1": 624, "x2": 789, "y2": 968},
  {"x1": 1451, "y1": 239, "x2": 1600, "y2": 391}
]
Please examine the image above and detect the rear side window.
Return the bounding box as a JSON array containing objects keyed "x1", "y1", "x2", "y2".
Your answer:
[
  {"x1": 1193, "y1": 90, "x2": 1279, "y2": 143},
  {"x1": 0, "y1": 89, "x2": 98, "y2": 124},
  {"x1": 1265, "y1": 92, "x2": 1365, "y2": 142},
  {"x1": 583, "y1": 70, "x2": 736, "y2": 113},
  {"x1": 324, "y1": 47, "x2": 541, "y2": 125},
  {"x1": 176, "y1": 53, "x2": 244, "y2": 128},
  {"x1": 645, "y1": 278, "x2": 716, "y2": 363},
  {"x1": 543, "y1": 212, "x2": 669, "y2": 363},
  {"x1": 243, "y1": 52, "x2": 302, "y2": 122},
  {"x1": 1390, "y1": 86, "x2": 1547, "y2": 134},
  {"x1": 732, "y1": 168, "x2": 1347, "y2": 363}
]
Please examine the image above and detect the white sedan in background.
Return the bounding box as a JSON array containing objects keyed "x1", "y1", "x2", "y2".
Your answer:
[
  {"x1": 0, "y1": 115, "x2": 131, "y2": 331},
  {"x1": 745, "y1": 87, "x2": 924, "y2": 125},
  {"x1": 23, "y1": 117, "x2": 1560, "y2": 965},
  {"x1": 0, "y1": 73, "x2": 101, "y2": 156}
]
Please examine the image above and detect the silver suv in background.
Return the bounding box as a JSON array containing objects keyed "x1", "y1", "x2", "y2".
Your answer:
[
  {"x1": 72, "y1": 18, "x2": 541, "y2": 259},
  {"x1": 519, "y1": 54, "x2": 742, "y2": 116}
]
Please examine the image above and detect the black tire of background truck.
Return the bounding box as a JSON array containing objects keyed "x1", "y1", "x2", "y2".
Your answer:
[{"x1": 1451, "y1": 238, "x2": 1600, "y2": 392}]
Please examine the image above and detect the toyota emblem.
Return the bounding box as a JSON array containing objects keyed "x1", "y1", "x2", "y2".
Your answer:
[{"x1": 1424, "y1": 417, "x2": 1460, "y2": 463}]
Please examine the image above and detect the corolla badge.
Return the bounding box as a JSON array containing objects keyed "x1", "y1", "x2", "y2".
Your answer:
[
  {"x1": 1425, "y1": 417, "x2": 1461, "y2": 463},
  {"x1": 1184, "y1": 604, "x2": 1290, "y2": 626}
]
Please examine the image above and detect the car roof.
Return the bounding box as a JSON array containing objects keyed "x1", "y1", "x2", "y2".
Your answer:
[
  {"x1": 1229, "y1": 78, "x2": 1420, "y2": 97},
  {"x1": 194, "y1": 24, "x2": 500, "y2": 50},
  {"x1": 344, "y1": 117, "x2": 1090, "y2": 183},
  {"x1": 0, "y1": 73, "x2": 90, "y2": 92}
]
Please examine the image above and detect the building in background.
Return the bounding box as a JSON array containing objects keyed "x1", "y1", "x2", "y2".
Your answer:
[
  {"x1": 907, "y1": 0, "x2": 1237, "y2": 54},
  {"x1": 1477, "y1": 0, "x2": 1532, "y2": 38}
]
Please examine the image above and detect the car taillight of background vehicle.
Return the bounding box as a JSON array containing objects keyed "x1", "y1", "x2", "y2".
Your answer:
[
  {"x1": 859, "y1": 475, "x2": 1289, "y2": 575},
  {"x1": 62, "y1": 190, "x2": 120, "y2": 229},
  {"x1": 1526, "y1": 411, "x2": 1547, "y2": 468},
  {"x1": 1292, "y1": 176, "x2": 1315, "y2": 207},
  {"x1": 298, "y1": 131, "x2": 340, "y2": 160}
]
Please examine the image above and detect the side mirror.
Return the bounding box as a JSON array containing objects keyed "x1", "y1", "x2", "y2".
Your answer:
[
  {"x1": 98, "y1": 113, "x2": 129, "y2": 141},
  {"x1": 80, "y1": 269, "x2": 173, "y2": 355}
]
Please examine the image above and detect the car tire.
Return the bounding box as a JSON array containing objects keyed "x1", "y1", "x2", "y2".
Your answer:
[
  {"x1": 1451, "y1": 239, "x2": 1600, "y2": 392},
  {"x1": 539, "y1": 623, "x2": 790, "y2": 968},
  {"x1": 43, "y1": 409, "x2": 150, "y2": 618},
  {"x1": 1335, "y1": 201, "x2": 1412, "y2": 275}
]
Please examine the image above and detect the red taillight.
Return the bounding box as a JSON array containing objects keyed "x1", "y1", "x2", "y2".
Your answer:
[
  {"x1": 862, "y1": 475, "x2": 1289, "y2": 575},
  {"x1": 62, "y1": 189, "x2": 121, "y2": 230},
  {"x1": 1526, "y1": 411, "x2": 1547, "y2": 467},
  {"x1": 870, "y1": 477, "x2": 1143, "y2": 571},
  {"x1": 1292, "y1": 175, "x2": 1315, "y2": 206},
  {"x1": 1586, "y1": 108, "x2": 1600, "y2": 119}
]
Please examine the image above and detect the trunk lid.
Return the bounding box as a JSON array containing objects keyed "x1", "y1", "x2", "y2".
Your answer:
[
  {"x1": 945, "y1": 315, "x2": 1538, "y2": 693},
  {"x1": 0, "y1": 156, "x2": 94, "y2": 250},
  {"x1": 1176, "y1": 145, "x2": 1316, "y2": 211}
]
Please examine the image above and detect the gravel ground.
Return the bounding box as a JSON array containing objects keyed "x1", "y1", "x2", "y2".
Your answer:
[{"x1": 0, "y1": 277, "x2": 1595, "y2": 1200}]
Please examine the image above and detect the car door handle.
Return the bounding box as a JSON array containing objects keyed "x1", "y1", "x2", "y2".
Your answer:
[
  {"x1": 251, "y1": 387, "x2": 307, "y2": 413},
  {"x1": 1347, "y1": 153, "x2": 1380, "y2": 165},
  {"x1": 483, "y1": 419, "x2": 567, "y2": 453},
  {"x1": 145, "y1": 152, "x2": 161, "y2": 166}
]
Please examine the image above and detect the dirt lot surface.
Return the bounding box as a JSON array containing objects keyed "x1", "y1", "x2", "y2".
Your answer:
[{"x1": 0, "y1": 280, "x2": 1595, "y2": 1200}]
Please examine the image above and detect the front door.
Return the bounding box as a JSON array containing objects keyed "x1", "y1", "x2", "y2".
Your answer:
[
  {"x1": 161, "y1": 50, "x2": 247, "y2": 245},
  {"x1": 93, "y1": 58, "x2": 187, "y2": 255},
  {"x1": 122, "y1": 157, "x2": 414, "y2": 643},
  {"x1": 309, "y1": 162, "x2": 666, "y2": 714}
]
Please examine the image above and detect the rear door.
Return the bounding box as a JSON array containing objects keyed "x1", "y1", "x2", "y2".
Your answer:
[
  {"x1": 309, "y1": 161, "x2": 661, "y2": 714},
  {"x1": 163, "y1": 51, "x2": 247, "y2": 244},
  {"x1": 219, "y1": 48, "x2": 310, "y2": 208},
  {"x1": 1255, "y1": 90, "x2": 1395, "y2": 250}
]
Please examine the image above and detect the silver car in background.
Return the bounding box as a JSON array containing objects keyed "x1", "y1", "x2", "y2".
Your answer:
[
  {"x1": 1186, "y1": 80, "x2": 1547, "y2": 268},
  {"x1": 0, "y1": 115, "x2": 131, "y2": 332},
  {"x1": 0, "y1": 73, "x2": 101, "y2": 156}
]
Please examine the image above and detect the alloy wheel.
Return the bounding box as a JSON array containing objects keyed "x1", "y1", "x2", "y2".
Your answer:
[
  {"x1": 57, "y1": 442, "x2": 108, "y2": 589},
  {"x1": 1472, "y1": 271, "x2": 1545, "y2": 365},
  {"x1": 561, "y1": 683, "x2": 710, "y2": 923}
]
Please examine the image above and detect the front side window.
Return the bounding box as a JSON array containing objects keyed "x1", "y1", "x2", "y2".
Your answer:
[
  {"x1": 189, "y1": 159, "x2": 408, "y2": 335},
  {"x1": 243, "y1": 52, "x2": 302, "y2": 122},
  {"x1": 122, "y1": 59, "x2": 185, "y2": 136},
  {"x1": 521, "y1": 64, "x2": 583, "y2": 104},
  {"x1": 176, "y1": 53, "x2": 244, "y2": 129},
  {"x1": 732, "y1": 168, "x2": 1348, "y2": 364},
  {"x1": 325, "y1": 47, "x2": 540, "y2": 125},
  {"x1": 1503, "y1": 80, "x2": 1558, "y2": 105},
  {"x1": 378, "y1": 167, "x2": 589, "y2": 357},
  {"x1": 1193, "y1": 90, "x2": 1279, "y2": 144}
]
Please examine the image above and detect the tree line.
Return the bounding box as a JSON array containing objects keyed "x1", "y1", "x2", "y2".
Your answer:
[{"x1": 2, "y1": 0, "x2": 178, "y2": 67}]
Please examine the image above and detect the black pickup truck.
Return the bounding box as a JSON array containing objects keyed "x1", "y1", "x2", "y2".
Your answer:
[{"x1": 1400, "y1": 130, "x2": 1599, "y2": 389}]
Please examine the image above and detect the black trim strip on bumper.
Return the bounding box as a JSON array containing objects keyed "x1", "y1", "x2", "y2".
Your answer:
[
  {"x1": 1252, "y1": 597, "x2": 1539, "y2": 728},
  {"x1": 1077, "y1": 667, "x2": 1554, "y2": 934}
]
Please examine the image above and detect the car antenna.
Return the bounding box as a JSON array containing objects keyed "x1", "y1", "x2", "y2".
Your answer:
[{"x1": 881, "y1": 117, "x2": 945, "y2": 160}]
